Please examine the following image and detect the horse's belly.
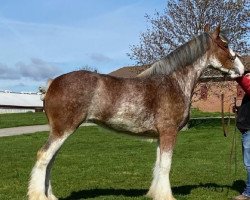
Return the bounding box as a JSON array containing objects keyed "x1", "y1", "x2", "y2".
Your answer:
[
  {"x1": 88, "y1": 114, "x2": 157, "y2": 136},
  {"x1": 107, "y1": 117, "x2": 155, "y2": 134},
  {"x1": 87, "y1": 98, "x2": 157, "y2": 136}
]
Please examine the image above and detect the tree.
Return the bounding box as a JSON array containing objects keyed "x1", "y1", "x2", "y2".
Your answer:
[
  {"x1": 78, "y1": 65, "x2": 99, "y2": 73},
  {"x1": 128, "y1": 0, "x2": 250, "y2": 65}
]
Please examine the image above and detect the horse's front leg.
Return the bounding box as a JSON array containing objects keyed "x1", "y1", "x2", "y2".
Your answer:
[{"x1": 147, "y1": 127, "x2": 177, "y2": 200}]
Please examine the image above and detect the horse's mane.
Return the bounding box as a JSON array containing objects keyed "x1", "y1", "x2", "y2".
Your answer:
[{"x1": 138, "y1": 32, "x2": 211, "y2": 77}]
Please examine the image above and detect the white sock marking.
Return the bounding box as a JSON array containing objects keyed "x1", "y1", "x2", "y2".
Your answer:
[{"x1": 28, "y1": 133, "x2": 70, "y2": 199}]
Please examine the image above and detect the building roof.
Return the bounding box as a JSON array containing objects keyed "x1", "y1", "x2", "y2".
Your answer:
[
  {"x1": 109, "y1": 56, "x2": 250, "y2": 80},
  {"x1": 0, "y1": 91, "x2": 43, "y2": 108},
  {"x1": 109, "y1": 64, "x2": 150, "y2": 78}
]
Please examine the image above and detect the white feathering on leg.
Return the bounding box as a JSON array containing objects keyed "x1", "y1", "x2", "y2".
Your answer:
[
  {"x1": 28, "y1": 133, "x2": 70, "y2": 200},
  {"x1": 148, "y1": 149, "x2": 176, "y2": 200},
  {"x1": 147, "y1": 145, "x2": 160, "y2": 198}
]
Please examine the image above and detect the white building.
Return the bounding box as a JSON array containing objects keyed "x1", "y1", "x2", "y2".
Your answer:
[{"x1": 0, "y1": 91, "x2": 43, "y2": 114}]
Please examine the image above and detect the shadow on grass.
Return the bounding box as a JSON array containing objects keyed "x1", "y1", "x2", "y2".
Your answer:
[
  {"x1": 172, "y1": 180, "x2": 245, "y2": 195},
  {"x1": 59, "y1": 188, "x2": 147, "y2": 200},
  {"x1": 60, "y1": 180, "x2": 245, "y2": 200}
]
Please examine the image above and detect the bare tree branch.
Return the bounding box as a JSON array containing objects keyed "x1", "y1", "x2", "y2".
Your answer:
[{"x1": 128, "y1": 0, "x2": 250, "y2": 65}]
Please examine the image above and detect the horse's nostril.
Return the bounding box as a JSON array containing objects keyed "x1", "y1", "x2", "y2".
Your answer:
[{"x1": 234, "y1": 67, "x2": 241, "y2": 75}]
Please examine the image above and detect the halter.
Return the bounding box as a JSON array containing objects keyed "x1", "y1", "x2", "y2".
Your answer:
[{"x1": 208, "y1": 33, "x2": 237, "y2": 61}]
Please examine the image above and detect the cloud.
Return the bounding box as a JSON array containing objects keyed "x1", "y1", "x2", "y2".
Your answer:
[
  {"x1": 0, "y1": 63, "x2": 20, "y2": 80},
  {"x1": 89, "y1": 53, "x2": 113, "y2": 63},
  {"x1": 16, "y1": 58, "x2": 62, "y2": 81},
  {"x1": 0, "y1": 58, "x2": 62, "y2": 81}
]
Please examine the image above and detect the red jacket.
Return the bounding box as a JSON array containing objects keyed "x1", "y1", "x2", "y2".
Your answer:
[{"x1": 236, "y1": 73, "x2": 250, "y2": 96}]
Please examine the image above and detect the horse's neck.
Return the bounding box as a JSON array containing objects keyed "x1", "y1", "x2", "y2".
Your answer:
[{"x1": 170, "y1": 53, "x2": 208, "y2": 99}]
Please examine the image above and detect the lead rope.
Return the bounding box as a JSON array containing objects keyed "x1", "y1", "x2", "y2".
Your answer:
[
  {"x1": 229, "y1": 97, "x2": 238, "y2": 175},
  {"x1": 221, "y1": 94, "x2": 237, "y2": 172},
  {"x1": 221, "y1": 93, "x2": 228, "y2": 137},
  {"x1": 221, "y1": 94, "x2": 238, "y2": 173},
  {"x1": 225, "y1": 97, "x2": 238, "y2": 197}
]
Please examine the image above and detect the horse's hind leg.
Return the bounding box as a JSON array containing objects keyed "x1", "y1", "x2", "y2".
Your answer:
[
  {"x1": 28, "y1": 130, "x2": 72, "y2": 200},
  {"x1": 45, "y1": 153, "x2": 57, "y2": 200}
]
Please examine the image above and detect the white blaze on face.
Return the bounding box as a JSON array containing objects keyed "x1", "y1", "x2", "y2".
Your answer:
[
  {"x1": 210, "y1": 49, "x2": 245, "y2": 78},
  {"x1": 229, "y1": 48, "x2": 236, "y2": 57},
  {"x1": 229, "y1": 48, "x2": 244, "y2": 76}
]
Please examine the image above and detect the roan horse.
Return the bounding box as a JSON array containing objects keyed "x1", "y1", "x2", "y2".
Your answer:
[{"x1": 28, "y1": 25, "x2": 244, "y2": 200}]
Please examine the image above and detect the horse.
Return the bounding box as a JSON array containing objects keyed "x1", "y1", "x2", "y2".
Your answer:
[{"x1": 28, "y1": 25, "x2": 244, "y2": 200}]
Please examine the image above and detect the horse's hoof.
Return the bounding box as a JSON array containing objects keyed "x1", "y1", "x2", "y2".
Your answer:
[
  {"x1": 48, "y1": 194, "x2": 58, "y2": 200},
  {"x1": 146, "y1": 190, "x2": 155, "y2": 198},
  {"x1": 152, "y1": 194, "x2": 177, "y2": 200},
  {"x1": 28, "y1": 191, "x2": 49, "y2": 200}
]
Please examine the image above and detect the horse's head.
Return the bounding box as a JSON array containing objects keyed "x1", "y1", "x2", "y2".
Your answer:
[{"x1": 205, "y1": 24, "x2": 245, "y2": 78}]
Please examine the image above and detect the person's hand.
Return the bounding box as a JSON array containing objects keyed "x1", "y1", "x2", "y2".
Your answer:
[{"x1": 232, "y1": 105, "x2": 239, "y2": 113}]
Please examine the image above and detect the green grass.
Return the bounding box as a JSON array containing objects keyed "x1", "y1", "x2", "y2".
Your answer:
[
  {"x1": 0, "y1": 125, "x2": 245, "y2": 200},
  {"x1": 190, "y1": 108, "x2": 230, "y2": 118},
  {"x1": 0, "y1": 112, "x2": 47, "y2": 128}
]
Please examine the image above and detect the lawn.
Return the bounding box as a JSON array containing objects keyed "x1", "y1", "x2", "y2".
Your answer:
[
  {"x1": 0, "y1": 125, "x2": 245, "y2": 200},
  {"x1": 0, "y1": 112, "x2": 47, "y2": 128},
  {"x1": 190, "y1": 108, "x2": 227, "y2": 118}
]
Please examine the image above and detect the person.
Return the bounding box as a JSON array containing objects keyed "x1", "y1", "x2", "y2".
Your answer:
[{"x1": 234, "y1": 70, "x2": 250, "y2": 200}]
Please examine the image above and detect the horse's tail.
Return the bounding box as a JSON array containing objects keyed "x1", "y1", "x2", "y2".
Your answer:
[{"x1": 39, "y1": 78, "x2": 53, "y2": 101}]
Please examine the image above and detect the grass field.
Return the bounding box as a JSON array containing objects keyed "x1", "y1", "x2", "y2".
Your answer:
[
  {"x1": 190, "y1": 108, "x2": 230, "y2": 118},
  {"x1": 0, "y1": 112, "x2": 47, "y2": 128},
  {"x1": 0, "y1": 125, "x2": 246, "y2": 200}
]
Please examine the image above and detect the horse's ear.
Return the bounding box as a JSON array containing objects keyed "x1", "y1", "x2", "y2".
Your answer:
[
  {"x1": 204, "y1": 24, "x2": 210, "y2": 32},
  {"x1": 212, "y1": 24, "x2": 221, "y2": 38}
]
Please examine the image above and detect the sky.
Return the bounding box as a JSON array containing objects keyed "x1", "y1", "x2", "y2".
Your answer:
[{"x1": 0, "y1": 0, "x2": 167, "y2": 92}]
